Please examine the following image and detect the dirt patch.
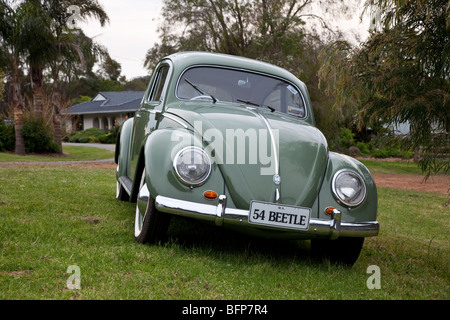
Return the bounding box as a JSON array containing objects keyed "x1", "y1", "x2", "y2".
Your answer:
[
  {"x1": 1, "y1": 270, "x2": 32, "y2": 278},
  {"x1": 373, "y1": 173, "x2": 449, "y2": 195},
  {"x1": 81, "y1": 217, "x2": 100, "y2": 224}
]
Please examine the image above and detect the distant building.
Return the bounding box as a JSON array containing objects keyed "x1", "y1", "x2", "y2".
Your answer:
[
  {"x1": 385, "y1": 122, "x2": 410, "y2": 135},
  {"x1": 65, "y1": 91, "x2": 144, "y2": 131}
]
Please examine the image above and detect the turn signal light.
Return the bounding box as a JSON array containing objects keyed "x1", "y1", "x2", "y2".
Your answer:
[
  {"x1": 203, "y1": 190, "x2": 218, "y2": 200},
  {"x1": 325, "y1": 207, "x2": 336, "y2": 216}
]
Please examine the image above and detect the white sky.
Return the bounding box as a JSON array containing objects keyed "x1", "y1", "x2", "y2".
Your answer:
[
  {"x1": 79, "y1": 0, "x2": 371, "y2": 80},
  {"x1": 79, "y1": 0, "x2": 164, "y2": 80}
]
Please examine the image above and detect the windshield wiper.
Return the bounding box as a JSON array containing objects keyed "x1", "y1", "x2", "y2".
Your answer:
[
  {"x1": 185, "y1": 78, "x2": 217, "y2": 103},
  {"x1": 237, "y1": 99, "x2": 275, "y2": 112}
]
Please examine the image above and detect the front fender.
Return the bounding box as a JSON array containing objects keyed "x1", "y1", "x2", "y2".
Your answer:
[
  {"x1": 318, "y1": 152, "x2": 378, "y2": 223},
  {"x1": 143, "y1": 128, "x2": 225, "y2": 206}
]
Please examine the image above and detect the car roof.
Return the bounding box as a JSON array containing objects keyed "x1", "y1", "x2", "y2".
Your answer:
[{"x1": 164, "y1": 51, "x2": 304, "y2": 86}]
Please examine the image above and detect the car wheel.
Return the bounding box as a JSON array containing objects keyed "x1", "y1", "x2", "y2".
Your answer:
[
  {"x1": 134, "y1": 168, "x2": 171, "y2": 244},
  {"x1": 310, "y1": 237, "x2": 364, "y2": 267}
]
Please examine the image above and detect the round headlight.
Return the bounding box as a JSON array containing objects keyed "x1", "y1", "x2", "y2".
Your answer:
[
  {"x1": 174, "y1": 147, "x2": 211, "y2": 186},
  {"x1": 332, "y1": 169, "x2": 366, "y2": 207}
]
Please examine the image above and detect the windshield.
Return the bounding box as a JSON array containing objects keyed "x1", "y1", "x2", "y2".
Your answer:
[{"x1": 176, "y1": 66, "x2": 306, "y2": 118}]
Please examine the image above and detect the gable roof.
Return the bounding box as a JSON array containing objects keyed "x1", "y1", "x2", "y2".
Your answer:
[{"x1": 66, "y1": 91, "x2": 145, "y2": 115}]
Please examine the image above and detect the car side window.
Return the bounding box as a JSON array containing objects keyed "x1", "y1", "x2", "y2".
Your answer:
[{"x1": 148, "y1": 65, "x2": 169, "y2": 103}]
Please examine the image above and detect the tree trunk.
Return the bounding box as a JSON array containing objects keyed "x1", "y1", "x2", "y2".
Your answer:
[
  {"x1": 31, "y1": 65, "x2": 44, "y2": 118},
  {"x1": 12, "y1": 58, "x2": 26, "y2": 156},
  {"x1": 52, "y1": 92, "x2": 63, "y2": 154},
  {"x1": 13, "y1": 83, "x2": 26, "y2": 156}
]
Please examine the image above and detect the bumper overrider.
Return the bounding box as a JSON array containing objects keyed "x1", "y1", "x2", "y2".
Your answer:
[{"x1": 155, "y1": 195, "x2": 379, "y2": 239}]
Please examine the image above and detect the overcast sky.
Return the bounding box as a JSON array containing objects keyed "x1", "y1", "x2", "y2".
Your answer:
[
  {"x1": 79, "y1": 0, "x2": 163, "y2": 80},
  {"x1": 79, "y1": 0, "x2": 371, "y2": 80}
]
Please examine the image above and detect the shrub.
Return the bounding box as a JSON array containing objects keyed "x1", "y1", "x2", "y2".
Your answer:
[
  {"x1": 0, "y1": 119, "x2": 15, "y2": 152},
  {"x1": 68, "y1": 128, "x2": 106, "y2": 143},
  {"x1": 371, "y1": 146, "x2": 413, "y2": 159},
  {"x1": 97, "y1": 133, "x2": 117, "y2": 144},
  {"x1": 22, "y1": 117, "x2": 60, "y2": 154},
  {"x1": 68, "y1": 126, "x2": 120, "y2": 144},
  {"x1": 356, "y1": 141, "x2": 370, "y2": 155},
  {"x1": 368, "y1": 134, "x2": 413, "y2": 159},
  {"x1": 338, "y1": 128, "x2": 355, "y2": 149}
]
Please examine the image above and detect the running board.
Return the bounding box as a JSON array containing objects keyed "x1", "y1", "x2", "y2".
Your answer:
[{"x1": 118, "y1": 176, "x2": 133, "y2": 195}]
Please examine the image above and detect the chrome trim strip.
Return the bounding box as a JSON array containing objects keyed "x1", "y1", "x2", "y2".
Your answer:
[
  {"x1": 275, "y1": 188, "x2": 280, "y2": 203},
  {"x1": 246, "y1": 107, "x2": 281, "y2": 203},
  {"x1": 162, "y1": 112, "x2": 189, "y2": 129},
  {"x1": 155, "y1": 195, "x2": 379, "y2": 239},
  {"x1": 254, "y1": 110, "x2": 279, "y2": 175}
]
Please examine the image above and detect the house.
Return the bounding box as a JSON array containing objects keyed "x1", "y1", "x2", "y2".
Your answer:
[{"x1": 65, "y1": 91, "x2": 144, "y2": 131}]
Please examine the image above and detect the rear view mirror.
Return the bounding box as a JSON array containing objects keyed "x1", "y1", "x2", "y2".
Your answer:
[{"x1": 238, "y1": 78, "x2": 251, "y2": 88}]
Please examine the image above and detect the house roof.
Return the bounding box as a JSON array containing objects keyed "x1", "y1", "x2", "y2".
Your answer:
[{"x1": 65, "y1": 91, "x2": 145, "y2": 115}]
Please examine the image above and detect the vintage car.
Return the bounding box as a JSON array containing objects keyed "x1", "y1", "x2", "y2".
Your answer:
[{"x1": 115, "y1": 51, "x2": 379, "y2": 265}]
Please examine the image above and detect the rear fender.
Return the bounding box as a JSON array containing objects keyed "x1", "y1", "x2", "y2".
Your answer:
[{"x1": 116, "y1": 118, "x2": 134, "y2": 179}]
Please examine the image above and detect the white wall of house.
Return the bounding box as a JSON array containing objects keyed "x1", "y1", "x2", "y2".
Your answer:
[{"x1": 83, "y1": 114, "x2": 131, "y2": 131}]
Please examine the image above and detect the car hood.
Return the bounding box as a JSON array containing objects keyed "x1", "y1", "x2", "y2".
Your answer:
[{"x1": 166, "y1": 102, "x2": 328, "y2": 210}]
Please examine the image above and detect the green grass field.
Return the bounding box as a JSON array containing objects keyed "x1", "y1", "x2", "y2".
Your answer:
[
  {"x1": 0, "y1": 145, "x2": 114, "y2": 163},
  {"x1": 0, "y1": 162, "x2": 448, "y2": 300}
]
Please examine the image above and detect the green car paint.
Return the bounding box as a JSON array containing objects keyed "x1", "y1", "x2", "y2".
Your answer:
[{"x1": 116, "y1": 51, "x2": 378, "y2": 245}]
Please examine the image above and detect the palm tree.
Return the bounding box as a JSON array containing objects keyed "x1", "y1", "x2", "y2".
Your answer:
[
  {"x1": 23, "y1": 0, "x2": 109, "y2": 119},
  {"x1": 1, "y1": 0, "x2": 109, "y2": 155},
  {"x1": 17, "y1": 1, "x2": 56, "y2": 118},
  {"x1": 0, "y1": 1, "x2": 29, "y2": 155}
]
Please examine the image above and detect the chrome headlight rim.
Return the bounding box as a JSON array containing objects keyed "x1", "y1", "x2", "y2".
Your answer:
[
  {"x1": 331, "y1": 169, "x2": 367, "y2": 207},
  {"x1": 173, "y1": 146, "x2": 212, "y2": 187}
]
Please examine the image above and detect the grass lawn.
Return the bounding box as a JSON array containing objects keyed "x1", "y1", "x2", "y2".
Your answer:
[
  {"x1": 0, "y1": 165, "x2": 448, "y2": 300},
  {"x1": 359, "y1": 159, "x2": 424, "y2": 175},
  {"x1": 0, "y1": 145, "x2": 114, "y2": 163}
]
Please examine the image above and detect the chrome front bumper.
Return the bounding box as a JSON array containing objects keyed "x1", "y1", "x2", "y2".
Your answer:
[{"x1": 155, "y1": 195, "x2": 379, "y2": 239}]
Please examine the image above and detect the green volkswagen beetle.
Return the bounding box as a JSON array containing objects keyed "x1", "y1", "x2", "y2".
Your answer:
[{"x1": 115, "y1": 51, "x2": 379, "y2": 265}]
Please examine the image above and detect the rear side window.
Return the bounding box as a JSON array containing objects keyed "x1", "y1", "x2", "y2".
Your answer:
[{"x1": 148, "y1": 66, "x2": 169, "y2": 102}]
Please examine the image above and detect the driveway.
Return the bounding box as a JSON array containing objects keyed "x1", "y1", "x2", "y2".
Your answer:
[{"x1": 62, "y1": 142, "x2": 115, "y2": 152}]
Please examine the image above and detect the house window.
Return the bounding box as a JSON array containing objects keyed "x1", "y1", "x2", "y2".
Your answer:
[
  {"x1": 93, "y1": 117, "x2": 99, "y2": 128},
  {"x1": 102, "y1": 117, "x2": 109, "y2": 130}
]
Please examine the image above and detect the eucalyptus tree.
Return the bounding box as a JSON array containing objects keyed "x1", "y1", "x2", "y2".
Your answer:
[
  {"x1": 144, "y1": 0, "x2": 350, "y2": 71},
  {"x1": 318, "y1": 0, "x2": 449, "y2": 176},
  {"x1": 0, "y1": 70, "x2": 4, "y2": 102},
  {"x1": 144, "y1": 0, "x2": 352, "y2": 142}
]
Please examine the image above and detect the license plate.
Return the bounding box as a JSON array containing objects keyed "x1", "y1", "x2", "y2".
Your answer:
[{"x1": 249, "y1": 201, "x2": 310, "y2": 231}]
